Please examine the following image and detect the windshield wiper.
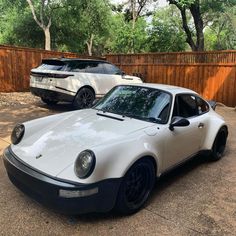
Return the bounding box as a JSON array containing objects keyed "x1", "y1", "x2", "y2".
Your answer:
[{"x1": 122, "y1": 112, "x2": 161, "y2": 123}]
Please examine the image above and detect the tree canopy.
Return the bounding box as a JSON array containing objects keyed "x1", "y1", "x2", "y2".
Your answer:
[{"x1": 0, "y1": 0, "x2": 235, "y2": 54}]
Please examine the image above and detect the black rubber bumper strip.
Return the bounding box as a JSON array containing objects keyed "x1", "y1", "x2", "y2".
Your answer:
[{"x1": 3, "y1": 147, "x2": 121, "y2": 215}]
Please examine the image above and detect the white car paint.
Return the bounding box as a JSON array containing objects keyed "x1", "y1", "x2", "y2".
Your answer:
[
  {"x1": 10, "y1": 83, "x2": 227, "y2": 185},
  {"x1": 30, "y1": 59, "x2": 142, "y2": 100}
]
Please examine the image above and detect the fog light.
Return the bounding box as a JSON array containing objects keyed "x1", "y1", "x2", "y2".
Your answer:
[{"x1": 59, "y1": 187, "x2": 98, "y2": 198}]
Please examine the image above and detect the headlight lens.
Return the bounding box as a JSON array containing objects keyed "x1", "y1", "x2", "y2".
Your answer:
[
  {"x1": 11, "y1": 124, "x2": 25, "y2": 145},
  {"x1": 74, "y1": 150, "x2": 96, "y2": 179}
]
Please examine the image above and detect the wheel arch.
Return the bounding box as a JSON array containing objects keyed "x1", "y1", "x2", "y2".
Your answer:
[
  {"x1": 75, "y1": 85, "x2": 96, "y2": 97},
  {"x1": 122, "y1": 155, "x2": 159, "y2": 178},
  {"x1": 203, "y1": 121, "x2": 228, "y2": 151},
  {"x1": 211, "y1": 125, "x2": 228, "y2": 149}
]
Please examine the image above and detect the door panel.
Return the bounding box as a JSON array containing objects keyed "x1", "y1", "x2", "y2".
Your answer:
[{"x1": 162, "y1": 116, "x2": 205, "y2": 170}]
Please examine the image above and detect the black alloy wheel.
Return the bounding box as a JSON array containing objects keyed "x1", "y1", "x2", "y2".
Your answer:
[
  {"x1": 115, "y1": 159, "x2": 155, "y2": 215},
  {"x1": 73, "y1": 88, "x2": 95, "y2": 109},
  {"x1": 209, "y1": 126, "x2": 227, "y2": 161}
]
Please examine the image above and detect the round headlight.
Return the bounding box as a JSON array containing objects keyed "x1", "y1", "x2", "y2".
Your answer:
[
  {"x1": 11, "y1": 124, "x2": 25, "y2": 145},
  {"x1": 74, "y1": 150, "x2": 96, "y2": 179}
]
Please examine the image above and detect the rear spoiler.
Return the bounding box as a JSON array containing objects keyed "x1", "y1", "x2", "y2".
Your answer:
[
  {"x1": 42, "y1": 59, "x2": 66, "y2": 66},
  {"x1": 208, "y1": 100, "x2": 217, "y2": 110}
]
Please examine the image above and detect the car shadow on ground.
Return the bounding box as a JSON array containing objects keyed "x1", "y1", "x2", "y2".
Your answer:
[{"x1": 35, "y1": 102, "x2": 75, "y2": 112}]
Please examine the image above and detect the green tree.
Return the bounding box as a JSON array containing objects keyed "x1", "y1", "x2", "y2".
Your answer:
[
  {"x1": 107, "y1": 14, "x2": 148, "y2": 53},
  {"x1": 113, "y1": 0, "x2": 154, "y2": 53},
  {"x1": 148, "y1": 6, "x2": 187, "y2": 52},
  {"x1": 0, "y1": 0, "x2": 44, "y2": 47},
  {"x1": 205, "y1": 4, "x2": 236, "y2": 50},
  {"x1": 167, "y1": 0, "x2": 236, "y2": 51}
]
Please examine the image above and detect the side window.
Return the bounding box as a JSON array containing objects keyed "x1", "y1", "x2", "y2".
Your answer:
[
  {"x1": 70, "y1": 62, "x2": 88, "y2": 72},
  {"x1": 196, "y1": 97, "x2": 209, "y2": 114},
  {"x1": 173, "y1": 94, "x2": 198, "y2": 118},
  {"x1": 85, "y1": 62, "x2": 105, "y2": 74},
  {"x1": 103, "y1": 63, "x2": 122, "y2": 75}
]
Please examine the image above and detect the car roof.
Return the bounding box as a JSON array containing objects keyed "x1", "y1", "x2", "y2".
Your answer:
[
  {"x1": 43, "y1": 58, "x2": 107, "y2": 63},
  {"x1": 128, "y1": 83, "x2": 198, "y2": 95}
]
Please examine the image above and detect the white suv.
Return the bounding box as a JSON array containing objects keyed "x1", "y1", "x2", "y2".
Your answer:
[{"x1": 30, "y1": 58, "x2": 143, "y2": 109}]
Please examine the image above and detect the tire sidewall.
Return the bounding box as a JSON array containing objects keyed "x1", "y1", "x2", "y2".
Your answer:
[
  {"x1": 73, "y1": 87, "x2": 95, "y2": 109},
  {"x1": 210, "y1": 127, "x2": 227, "y2": 161},
  {"x1": 115, "y1": 159, "x2": 156, "y2": 215}
]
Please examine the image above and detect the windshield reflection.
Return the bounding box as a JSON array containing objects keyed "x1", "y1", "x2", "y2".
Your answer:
[{"x1": 94, "y1": 86, "x2": 171, "y2": 124}]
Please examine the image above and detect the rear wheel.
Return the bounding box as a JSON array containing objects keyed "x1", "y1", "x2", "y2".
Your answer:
[
  {"x1": 41, "y1": 98, "x2": 58, "y2": 105},
  {"x1": 209, "y1": 127, "x2": 228, "y2": 161},
  {"x1": 73, "y1": 88, "x2": 95, "y2": 109},
  {"x1": 115, "y1": 159, "x2": 156, "y2": 215}
]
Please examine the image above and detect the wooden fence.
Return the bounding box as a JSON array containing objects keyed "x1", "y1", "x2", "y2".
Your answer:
[
  {"x1": 106, "y1": 51, "x2": 236, "y2": 107},
  {"x1": 0, "y1": 45, "x2": 236, "y2": 106},
  {"x1": 0, "y1": 45, "x2": 102, "y2": 92}
]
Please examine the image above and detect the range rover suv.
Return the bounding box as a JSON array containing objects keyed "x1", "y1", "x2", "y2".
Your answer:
[{"x1": 30, "y1": 58, "x2": 143, "y2": 109}]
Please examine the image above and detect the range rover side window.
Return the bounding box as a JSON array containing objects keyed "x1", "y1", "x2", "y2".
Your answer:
[
  {"x1": 70, "y1": 62, "x2": 88, "y2": 72},
  {"x1": 85, "y1": 62, "x2": 105, "y2": 74},
  {"x1": 173, "y1": 94, "x2": 198, "y2": 118},
  {"x1": 103, "y1": 63, "x2": 122, "y2": 75}
]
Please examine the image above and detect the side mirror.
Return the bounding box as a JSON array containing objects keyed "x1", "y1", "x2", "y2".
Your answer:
[{"x1": 169, "y1": 116, "x2": 190, "y2": 131}]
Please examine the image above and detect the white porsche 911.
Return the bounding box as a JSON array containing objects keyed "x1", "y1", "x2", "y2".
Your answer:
[{"x1": 3, "y1": 84, "x2": 228, "y2": 215}]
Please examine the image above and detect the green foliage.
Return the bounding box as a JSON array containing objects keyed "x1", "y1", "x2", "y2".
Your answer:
[
  {"x1": 148, "y1": 6, "x2": 187, "y2": 52},
  {"x1": 107, "y1": 14, "x2": 148, "y2": 53},
  {"x1": 0, "y1": 0, "x2": 235, "y2": 53},
  {"x1": 205, "y1": 5, "x2": 236, "y2": 50},
  {"x1": 0, "y1": 0, "x2": 44, "y2": 47}
]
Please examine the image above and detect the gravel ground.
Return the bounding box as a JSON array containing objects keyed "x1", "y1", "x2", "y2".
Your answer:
[
  {"x1": 0, "y1": 92, "x2": 235, "y2": 235},
  {"x1": 0, "y1": 92, "x2": 41, "y2": 106}
]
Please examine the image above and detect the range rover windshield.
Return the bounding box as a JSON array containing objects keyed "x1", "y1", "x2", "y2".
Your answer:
[{"x1": 94, "y1": 85, "x2": 171, "y2": 124}]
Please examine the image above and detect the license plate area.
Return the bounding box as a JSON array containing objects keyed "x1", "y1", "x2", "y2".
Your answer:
[{"x1": 35, "y1": 77, "x2": 44, "y2": 82}]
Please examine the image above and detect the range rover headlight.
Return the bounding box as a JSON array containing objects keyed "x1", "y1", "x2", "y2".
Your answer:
[
  {"x1": 74, "y1": 150, "x2": 96, "y2": 179},
  {"x1": 11, "y1": 124, "x2": 25, "y2": 145}
]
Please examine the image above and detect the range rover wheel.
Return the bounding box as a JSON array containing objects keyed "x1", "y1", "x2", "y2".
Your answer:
[
  {"x1": 41, "y1": 98, "x2": 58, "y2": 105},
  {"x1": 73, "y1": 88, "x2": 95, "y2": 109},
  {"x1": 209, "y1": 126, "x2": 228, "y2": 161},
  {"x1": 115, "y1": 159, "x2": 156, "y2": 215}
]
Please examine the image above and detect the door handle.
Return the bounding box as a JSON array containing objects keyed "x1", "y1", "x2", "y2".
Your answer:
[{"x1": 198, "y1": 123, "x2": 204, "y2": 128}]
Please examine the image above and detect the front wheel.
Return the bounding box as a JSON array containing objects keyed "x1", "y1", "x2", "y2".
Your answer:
[
  {"x1": 73, "y1": 88, "x2": 95, "y2": 109},
  {"x1": 209, "y1": 127, "x2": 228, "y2": 161},
  {"x1": 115, "y1": 159, "x2": 156, "y2": 215}
]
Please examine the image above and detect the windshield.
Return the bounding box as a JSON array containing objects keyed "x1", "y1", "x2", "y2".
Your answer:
[{"x1": 94, "y1": 85, "x2": 171, "y2": 124}]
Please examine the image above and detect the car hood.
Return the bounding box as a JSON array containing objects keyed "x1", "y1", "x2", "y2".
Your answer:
[{"x1": 11, "y1": 109, "x2": 153, "y2": 177}]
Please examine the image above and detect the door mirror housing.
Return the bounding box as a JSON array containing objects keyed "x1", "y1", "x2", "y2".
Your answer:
[{"x1": 169, "y1": 116, "x2": 190, "y2": 131}]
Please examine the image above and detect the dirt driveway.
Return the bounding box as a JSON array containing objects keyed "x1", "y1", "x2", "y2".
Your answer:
[{"x1": 0, "y1": 93, "x2": 235, "y2": 236}]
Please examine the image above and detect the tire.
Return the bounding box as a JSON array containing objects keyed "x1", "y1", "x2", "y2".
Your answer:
[
  {"x1": 73, "y1": 87, "x2": 95, "y2": 109},
  {"x1": 41, "y1": 98, "x2": 58, "y2": 105},
  {"x1": 115, "y1": 159, "x2": 156, "y2": 215},
  {"x1": 209, "y1": 127, "x2": 228, "y2": 161}
]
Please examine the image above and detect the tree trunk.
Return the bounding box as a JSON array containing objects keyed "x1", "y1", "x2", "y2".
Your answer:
[
  {"x1": 189, "y1": 3, "x2": 204, "y2": 51},
  {"x1": 27, "y1": 0, "x2": 52, "y2": 51},
  {"x1": 179, "y1": 7, "x2": 197, "y2": 51},
  {"x1": 44, "y1": 27, "x2": 51, "y2": 50},
  {"x1": 169, "y1": 0, "x2": 205, "y2": 51},
  {"x1": 86, "y1": 34, "x2": 94, "y2": 56}
]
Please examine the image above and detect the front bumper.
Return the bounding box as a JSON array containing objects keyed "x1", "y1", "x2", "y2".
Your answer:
[{"x1": 3, "y1": 147, "x2": 121, "y2": 215}]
